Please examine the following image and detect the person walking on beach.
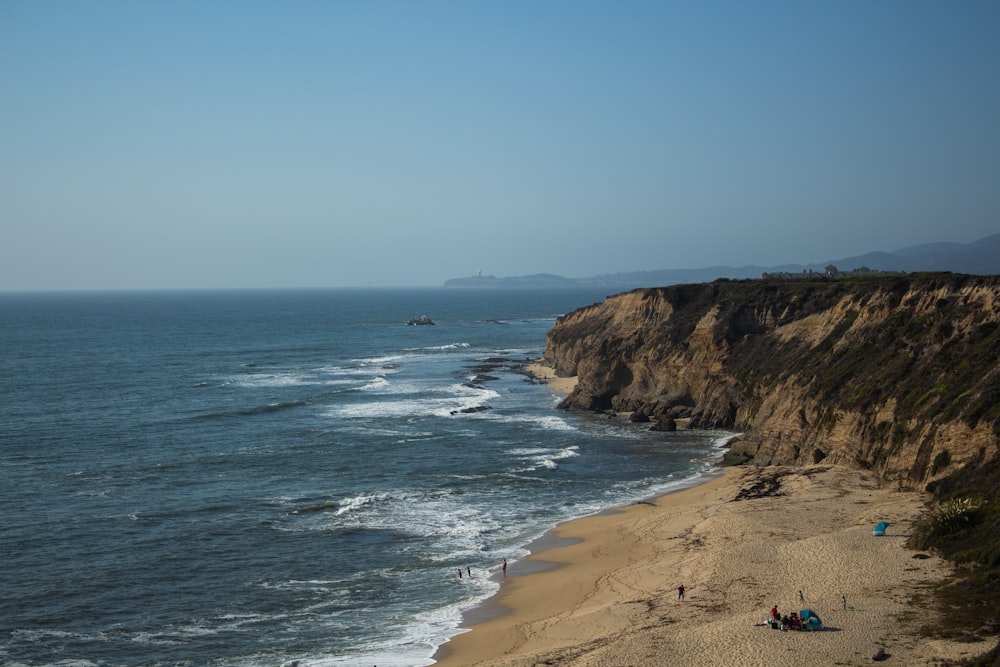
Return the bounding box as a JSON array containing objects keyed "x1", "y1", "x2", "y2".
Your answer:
[
  {"x1": 841, "y1": 594, "x2": 847, "y2": 610},
  {"x1": 502, "y1": 559, "x2": 507, "y2": 577},
  {"x1": 799, "y1": 590, "x2": 804, "y2": 603},
  {"x1": 677, "y1": 584, "x2": 685, "y2": 600}
]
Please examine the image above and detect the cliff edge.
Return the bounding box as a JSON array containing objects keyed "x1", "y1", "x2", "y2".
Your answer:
[{"x1": 544, "y1": 273, "x2": 1000, "y2": 486}]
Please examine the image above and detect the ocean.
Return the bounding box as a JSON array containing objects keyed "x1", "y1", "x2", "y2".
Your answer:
[{"x1": 0, "y1": 288, "x2": 731, "y2": 667}]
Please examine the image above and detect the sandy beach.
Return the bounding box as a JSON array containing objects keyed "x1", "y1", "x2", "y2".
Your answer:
[
  {"x1": 525, "y1": 362, "x2": 579, "y2": 395},
  {"x1": 434, "y1": 464, "x2": 997, "y2": 666}
]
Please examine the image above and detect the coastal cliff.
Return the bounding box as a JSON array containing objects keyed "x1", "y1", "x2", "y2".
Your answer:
[{"x1": 545, "y1": 273, "x2": 1000, "y2": 486}]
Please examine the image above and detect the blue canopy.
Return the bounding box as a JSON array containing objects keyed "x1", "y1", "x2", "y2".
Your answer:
[
  {"x1": 799, "y1": 609, "x2": 823, "y2": 629},
  {"x1": 873, "y1": 521, "x2": 890, "y2": 536}
]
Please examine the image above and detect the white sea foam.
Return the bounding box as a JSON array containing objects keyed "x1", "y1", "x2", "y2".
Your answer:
[
  {"x1": 488, "y1": 346, "x2": 537, "y2": 356},
  {"x1": 5, "y1": 658, "x2": 100, "y2": 667},
  {"x1": 410, "y1": 342, "x2": 470, "y2": 351},
  {"x1": 329, "y1": 384, "x2": 500, "y2": 420},
  {"x1": 712, "y1": 431, "x2": 744, "y2": 449},
  {"x1": 396, "y1": 432, "x2": 439, "y2": 443},
  {"x1": 165, "y1": 622, "x2": 222, "y2": 639},
  {"x1": 259, "y1": 579, "x2": 347, "y2": 593},
  {"x1": 229, "y1": 372, "x2": 310, "y2": 388},
  {"x1": 481, "y1": 413, "x2": 577, "y2": 431},
  {"x1": 11, "y1": 629, "x2": 85, "y2": 641},
  {"x1": 339, "y1": 425, "x2": 411, "y2": 438},
  {"x1": 224, "y1": 363, "x2": 404, "y2": 391},
  {"x1": 334, "y1": 492, "x2": 385, "y2": 516},
  {"x1": 310, "y1": 488, "x2": 503, "y2": 563},
  {"x1": 508, "y1": 445, "x2": 580, "y2": 472},
  {"x1": 226, "y1": 368, "x2": 376, "y2": 389},
  {"x1": 317, "y1": 364, "x2": 400, "y2": 377},
  {"x1": 281, "y1": 487, "x2": 503, "y2": 565},
  {"x1": 357, "y1": 378, "x2": 439, "y2": 396},
  {"x1": 296, "y1": 534, "x2": 534, "y2": 667},
  {"x1": 506, "y1": 447, "x2": 547, "y2": 456},
  {"x1": 299, "y1": 566, "x2": 500, "y2": 667},
  {"x1": 358, "y1": 377, "x2": 390, "y2": 392},
  {"x1": 357, "y1": 354, "x2": 410, "y2": 366}
]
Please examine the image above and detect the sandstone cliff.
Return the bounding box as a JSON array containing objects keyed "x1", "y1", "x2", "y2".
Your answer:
[{"x1": 545, "y1": 274, "x2": 1000, "y2": 486}]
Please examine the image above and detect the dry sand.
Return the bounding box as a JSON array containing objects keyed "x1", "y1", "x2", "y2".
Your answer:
[
  {"x1": 434, "y1": 465, "x2": 996, "y2": 666},
  {"x1": 525, "y1": 362, "x2": 579, "y2": 395}
]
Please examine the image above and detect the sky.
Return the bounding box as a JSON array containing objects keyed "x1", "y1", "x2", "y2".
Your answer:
[{"x1": 2, "y1": 1, "x2": 999, "y2": 290}]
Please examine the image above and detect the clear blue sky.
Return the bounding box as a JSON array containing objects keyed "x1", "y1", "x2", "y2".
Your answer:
[{"x1": 2, "y1": 0, "x2": 998, "y2": 290}]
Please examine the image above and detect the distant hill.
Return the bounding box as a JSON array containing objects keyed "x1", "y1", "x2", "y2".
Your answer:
[
  {"x1": 822, "y1": 233, "x2": 1000, "y2": 274},
  {"x1": 443, "y1": 233, "x2": 1000, "y2": 288},
  {"x1": 442, "y1": 273, "x2": 580, "y2": 288}
]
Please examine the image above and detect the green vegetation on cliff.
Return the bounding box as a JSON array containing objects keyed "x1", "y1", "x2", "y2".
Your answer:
[{"x1": 911, "y1": 453, "x2": 1000, "y2": 663}]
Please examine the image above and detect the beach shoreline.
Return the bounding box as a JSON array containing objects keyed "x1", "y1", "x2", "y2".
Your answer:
[
  {"x1": 433, "y1": 464, "x2": 997, "y2": 666},
  {"x1": 524, "y1": 361, "x2": 579, "y2": 395}
]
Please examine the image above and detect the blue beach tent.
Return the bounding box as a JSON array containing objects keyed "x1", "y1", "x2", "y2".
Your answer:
[
  {"x1": 799, "y1": 609, "x2": 823, "y2": 630},
  {"x1": 872, "y1": 521, "x2": 890, "y2": 536}
]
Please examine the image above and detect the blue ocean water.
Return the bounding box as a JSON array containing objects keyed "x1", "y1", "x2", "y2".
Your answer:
[{"x1": 0, "y1": 288, "x2": 730, "y2": 667}]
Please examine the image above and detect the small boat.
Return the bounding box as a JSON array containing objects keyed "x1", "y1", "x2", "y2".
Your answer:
[{"x1": 406, "y1": 315, "x2": 435, "y2": 326}]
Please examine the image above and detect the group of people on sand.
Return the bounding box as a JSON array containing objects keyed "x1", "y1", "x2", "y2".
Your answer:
[
  {"x1": 676, "y1": 583, "x2": 846, "y2": 633},
  {"x1": 759, "y1": 593, "x2": 844, "y2": 631},
  {"x1": 767, "y1": 605, "x2": 805, "y2": 630}
]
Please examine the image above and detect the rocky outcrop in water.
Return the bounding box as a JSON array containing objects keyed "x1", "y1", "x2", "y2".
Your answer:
[{"x1": 544, "y1": 274, "x2": 1000, "y2": 486}]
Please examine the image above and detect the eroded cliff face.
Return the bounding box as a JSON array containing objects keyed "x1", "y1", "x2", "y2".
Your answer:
[{"x1": 545, "y1": 274, "x2": 1000, "y2": 486}]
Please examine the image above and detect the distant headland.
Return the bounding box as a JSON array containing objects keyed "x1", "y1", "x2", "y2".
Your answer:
[{"x1": 444, "y1": 233, "x2": 1000, "y2": 288}]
